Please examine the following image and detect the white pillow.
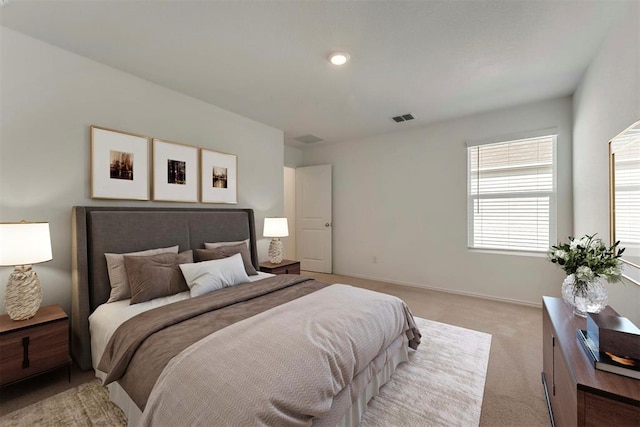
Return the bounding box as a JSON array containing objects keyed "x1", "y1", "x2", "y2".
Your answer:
[
  {"x1": 179, "y1": 253, "x2": 250, "y2": 297},
  {"x1": 204, "y1": 239, "x2": 250, "y2": 250},
  {"x1": 105, "y1": 245, "x2": 179, "y2": 303}
]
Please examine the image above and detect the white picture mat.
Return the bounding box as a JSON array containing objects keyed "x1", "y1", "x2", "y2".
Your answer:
[
  {"x1": 91, "y1": 127, "x2": 149, "y2": 200},
  {"x1": 201, "y1": 149, "x2": 238, "y2": 204},
  {"x1": 153, "y1": 139, "x2": 198, "y2": 202}
]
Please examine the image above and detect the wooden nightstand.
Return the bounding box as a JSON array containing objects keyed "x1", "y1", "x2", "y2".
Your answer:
[
  {"x1": 259, "y1": 260, "x2": 301, "y2": 275},
  {"x1": 0, "y1": 305, "x2": 71, "y2": 387}
]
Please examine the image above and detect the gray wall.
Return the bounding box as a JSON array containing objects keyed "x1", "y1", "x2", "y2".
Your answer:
[
  {"x1": 302, "y1": 97, "x2": 573, "y2": 306},
  {"x1": 0, "y1": 28, "x2": 285, "y2": 315},
  {"x1": 572, "y1": 1, "x2": 640, "y2": 324}
]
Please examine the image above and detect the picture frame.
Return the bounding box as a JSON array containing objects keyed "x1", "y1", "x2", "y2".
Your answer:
[
  {"x1": 152, "y1": 139, "x2": 199, "y2": 202},
  {"x1": 90, "y1": 126, "x2": 150, "y2": 200},
  {"x1": 200, "y1": 148, "x2": 238, "y2": 204}
]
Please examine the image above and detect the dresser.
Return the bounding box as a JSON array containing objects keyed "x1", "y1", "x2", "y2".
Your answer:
[
  {"x1": 542, "y1": 296, "x2": 640, "y2": 426},
  {"x1": 0, "y1": 305, "x2": 71, "y2": 386}
]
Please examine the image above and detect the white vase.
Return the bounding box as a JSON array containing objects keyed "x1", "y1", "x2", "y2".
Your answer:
[{"x1": 561, "y1": 274, "x2": 608, "y2": 317}]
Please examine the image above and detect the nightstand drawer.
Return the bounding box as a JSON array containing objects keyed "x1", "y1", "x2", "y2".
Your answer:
[
  {"x1": 273, "y1": 264, "x2": 300, "y2": 275},
  {"x1": 0, "y1": 319, "x2": 70, "y2": 385},
  {"x1": 259, "y1": 260, "x2": 301, "y2": 275}
]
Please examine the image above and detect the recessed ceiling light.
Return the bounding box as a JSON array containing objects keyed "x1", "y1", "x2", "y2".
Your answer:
[{"x1": 329, "y1": 52, "x2": 350, "y2": 66}]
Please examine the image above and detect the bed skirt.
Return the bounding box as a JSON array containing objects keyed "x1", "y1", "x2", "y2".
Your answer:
[{"x1": 101, "y1": 335, "x2": 409, "y2": 427}]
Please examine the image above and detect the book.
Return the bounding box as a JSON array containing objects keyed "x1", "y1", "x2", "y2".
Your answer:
[
  {"x1": 587, "y1": 312, "x2": 640, "y2": 360},
  {"x1": 577, "y1": 329, "x2": 640, "y2": 380}
]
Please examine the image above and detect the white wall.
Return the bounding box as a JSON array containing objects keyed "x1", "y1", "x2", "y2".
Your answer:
[
  {"x1": 302, "y1": 97, "x2": 573, "y2": 306},
  {"x1": 0, "y1": 27, "x2": 285, "y2": 315},
  {"x1": 573, "y1": 1, "x2": 640, "y2": 324},
  {"x1": 284, "y1": 145, "x2": 303, "y2": 168},
  {"x1": 283, "y1": 167, "x2": 296, "y2": 260}
]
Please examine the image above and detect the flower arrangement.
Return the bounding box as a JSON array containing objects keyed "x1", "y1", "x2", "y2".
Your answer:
[{"x1": 549, "y1": 234, "x2": 625, "y2": 290}]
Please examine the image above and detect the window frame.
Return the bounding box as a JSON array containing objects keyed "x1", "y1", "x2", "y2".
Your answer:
[
  {"x1": 466, "y1": 130, "x2": 558, "y2": 255},
  {"x1": 609, "y1": 119, "x2": 640, "y2": 285}
]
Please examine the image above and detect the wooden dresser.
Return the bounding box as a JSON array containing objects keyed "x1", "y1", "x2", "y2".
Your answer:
[
  {"x1": 0, "y1": 305, "x2": 71, "y2": 386},
  {"x1": 542, "y1": 296, "x2": 640, "y2": 426}
]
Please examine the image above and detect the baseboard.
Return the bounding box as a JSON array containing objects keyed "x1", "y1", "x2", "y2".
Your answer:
[{"x1": 332, "y1": 270, "x2": 543, "y2": 309}]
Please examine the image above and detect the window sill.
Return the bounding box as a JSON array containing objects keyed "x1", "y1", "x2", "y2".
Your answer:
[{"x1": 467, "y1": 247, "x2": 548, "y2": 258}]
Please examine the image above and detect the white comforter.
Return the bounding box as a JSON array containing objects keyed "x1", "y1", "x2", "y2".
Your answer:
[{"x1": 139, "y1": 284, "x2": 419, "y2": 427}]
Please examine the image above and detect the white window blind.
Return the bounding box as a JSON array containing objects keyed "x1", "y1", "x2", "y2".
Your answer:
[
  {"x1": 613, "y1": 135, "x2": 640, "y2": 251},
  {"x1": 468, "y1": 134, "x2": 556, "y2": 252}
]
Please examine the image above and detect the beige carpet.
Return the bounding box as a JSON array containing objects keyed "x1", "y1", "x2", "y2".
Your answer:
[{"x1": 0, "y1": 318, "x2": 491, "y2": 426}]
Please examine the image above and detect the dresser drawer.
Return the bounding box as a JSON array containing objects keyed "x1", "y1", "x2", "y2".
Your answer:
[{"x1": 0, "y1": 319, "x2": 70, "y2": 385}]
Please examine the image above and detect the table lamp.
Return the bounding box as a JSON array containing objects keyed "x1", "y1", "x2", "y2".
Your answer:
[
  {"x1": 263, "y1": 217, "x2": 288, "y2": 264},
  {"x1": 0, "y1": 221, "x2": 52, "y2": 320}
]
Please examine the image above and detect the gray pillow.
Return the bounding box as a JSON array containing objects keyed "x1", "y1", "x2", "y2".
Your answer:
[
  {"x1": 195, "y1": 243, "x2": 257, "y2": 276},
  {"x1": 124, "y1": 250, "x2": 193, "y2": 305},
  {"x1": 105, "y1": 245, "x2": 179, "y2": 303},
  {"x1": 204, "y1": 240, "x2": 250, "y2": 250}
]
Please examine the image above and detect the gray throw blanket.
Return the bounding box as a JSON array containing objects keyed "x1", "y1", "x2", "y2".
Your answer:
[{"x1": 99, "y1": 275, "x2": 327, "y2": 409}]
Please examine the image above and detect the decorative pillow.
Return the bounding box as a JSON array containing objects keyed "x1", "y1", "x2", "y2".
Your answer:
[
  {"x1": 124, "y1": 251, "x2": 193, "y2": 305},
  {"x1": 196, "y1": 243, "x2": 258, "y2": 276},
  {"x1": 204, "y1": 239, "x2": 250, "y2": 250},
  {"x1": 105, "y1": 245, "x2": 179, "y2": 303},
  {"x1": 179, "y1": 253, "x2": 250, "y2": 297}
]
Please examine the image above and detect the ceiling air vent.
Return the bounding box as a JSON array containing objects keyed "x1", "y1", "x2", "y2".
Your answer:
[
  {"x1": 295, "y1": 134, "x2": 324, "y2": 144},
  {"x1": 392, "y1": 113, "x2": 415, "y2": 123}
]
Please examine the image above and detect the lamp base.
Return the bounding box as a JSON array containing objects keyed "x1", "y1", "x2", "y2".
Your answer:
[
  {"x1": 268, "y1": 238, "x2": 284, "y2": 264},
  {"x1": 5, "y1": 265, "x2": 42, "y2": 321}
]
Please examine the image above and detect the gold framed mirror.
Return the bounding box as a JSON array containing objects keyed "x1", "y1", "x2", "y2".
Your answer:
[{"x1": 609, "y1": 119, "x2": 640, "y2": 285}]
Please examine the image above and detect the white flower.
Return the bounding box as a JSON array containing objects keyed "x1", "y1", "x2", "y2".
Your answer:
[
  {"x1": 576, "y1": 266, "x2": 595, "y2": 282},
  {"x1": 601, "y1": 266, "x2": 620, "y2": 278},
  {"x1": 554, "y1": 249, "x2": 568, "y2": 259},
  {"x1": 570, "y1": 237, "x2": 589, "y2": 250}
]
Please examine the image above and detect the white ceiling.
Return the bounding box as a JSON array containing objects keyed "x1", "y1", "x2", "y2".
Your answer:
[{"x1": 0, "y1": 0, "x2": 628, "y2": 147}]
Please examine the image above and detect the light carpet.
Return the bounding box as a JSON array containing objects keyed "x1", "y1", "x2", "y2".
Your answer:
[{"x1": 0, "y1": 318, "x2": 491, "y2": 426}]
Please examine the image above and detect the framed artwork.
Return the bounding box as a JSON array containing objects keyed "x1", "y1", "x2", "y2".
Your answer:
[
  {"x1": 90, "y1": 126, "x2": 150, "y2": 200},
  {"x1": 200, "y1": 148, "x2": 238, "y2": 204},
  {"x1": 152, "y1": 139, "x2": 199, "y2": 202}
]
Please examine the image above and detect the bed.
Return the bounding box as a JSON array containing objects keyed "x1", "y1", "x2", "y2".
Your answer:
[{"x1": 71, "y1": 206, "x2": 420, "y2": 426}]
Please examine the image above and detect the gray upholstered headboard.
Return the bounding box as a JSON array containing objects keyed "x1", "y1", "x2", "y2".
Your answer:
[{"x1": 71, "y1": 206, "x2": 259, "y2": 370}]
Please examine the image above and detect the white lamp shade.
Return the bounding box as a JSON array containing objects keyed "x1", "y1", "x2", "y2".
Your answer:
[
  {"x1": 0, "y1": 222, "x2": 53, "y2": 266},
  {"x1": 263, "y1": 217, "x2": 289, "y2": 238}
]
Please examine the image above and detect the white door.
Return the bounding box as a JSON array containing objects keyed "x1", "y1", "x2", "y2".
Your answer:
[{"x1": 296, "y1": 164, "x2": 332, "y2": 273}]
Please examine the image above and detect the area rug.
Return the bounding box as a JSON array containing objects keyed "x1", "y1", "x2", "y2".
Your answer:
[{"x1": 0, "y1": 318, "x2": 491, "y2": 427}]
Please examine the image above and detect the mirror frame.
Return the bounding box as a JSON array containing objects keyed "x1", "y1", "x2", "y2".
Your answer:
[{"x1": 609, "y1": 119, "x2": 640, "y2": 285}]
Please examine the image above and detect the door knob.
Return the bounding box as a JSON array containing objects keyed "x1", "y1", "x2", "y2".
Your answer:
[{"x1": 325, "y1": 223, "x2": 332, "y2": 227}]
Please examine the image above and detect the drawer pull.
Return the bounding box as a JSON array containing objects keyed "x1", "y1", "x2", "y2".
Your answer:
[{"x1": 22, "y1": 336, "x2": 30, "y2": 368}]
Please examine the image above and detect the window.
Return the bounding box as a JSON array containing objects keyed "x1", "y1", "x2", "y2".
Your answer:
[
  {"x1": 609, "y1": 119, "x2": 640, "y2": 284},
  {"x1": 467, "y1": 133, "x2": 557, "y2": 252}
]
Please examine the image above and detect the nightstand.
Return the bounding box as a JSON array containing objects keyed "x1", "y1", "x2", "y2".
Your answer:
[
  {"x1": 0, "y1": 305, "x2": 71, "y2": 387},
  {"x1": 259, "y1": 260, "x2": 301, "y2": 275}
]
